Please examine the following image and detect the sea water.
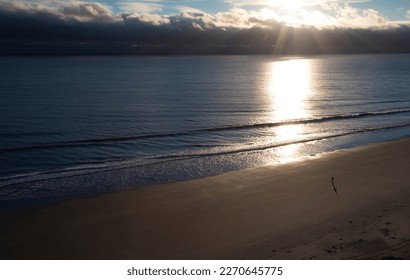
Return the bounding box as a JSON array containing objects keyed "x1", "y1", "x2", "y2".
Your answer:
[{"x1": 1, "y1": 54, "x2": 410, "y2": 209}]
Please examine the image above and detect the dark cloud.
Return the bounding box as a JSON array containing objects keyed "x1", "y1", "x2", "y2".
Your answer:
[{"x1": 1, "y1": 1, "x2": 410, "y2": 55}]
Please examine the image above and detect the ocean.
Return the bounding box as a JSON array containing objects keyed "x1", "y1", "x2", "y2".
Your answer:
[{"x1": 1, "y1": 54, "x2": 410, "y2": 209}]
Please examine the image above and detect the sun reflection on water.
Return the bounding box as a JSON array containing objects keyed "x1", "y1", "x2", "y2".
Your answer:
[{"x1": 266, "y1": 58, "x2": 313, "y2": 162}]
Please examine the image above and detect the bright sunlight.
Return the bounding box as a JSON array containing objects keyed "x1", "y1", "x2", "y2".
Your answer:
[
  {"x1": 275, "y1": 0, "x2": 307, "y2": 11},
  {"x1": 266, "y1": 0, "x2": 328, "y2": 26},
  {"x1": 266, "y1": 58, "x2": 313, "y2": 161}
]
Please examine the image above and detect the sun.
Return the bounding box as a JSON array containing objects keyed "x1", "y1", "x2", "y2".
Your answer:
[
  {"x1": 266, "y1": 0, "x2": 327, "y2": 26},
  {"x1": 271, "y1": 0, "x2": 308, "y2": 11},
  {"x1": 282, "y1": 0, "x2": 307, "y2": 11}
]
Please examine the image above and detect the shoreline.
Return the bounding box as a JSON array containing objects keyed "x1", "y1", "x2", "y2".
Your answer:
[{"x1": 1, "y1": 137, "x2": 410, "y2": 259}]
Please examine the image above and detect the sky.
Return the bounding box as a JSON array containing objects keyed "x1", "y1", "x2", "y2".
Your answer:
[
  {"x1": 1, "y1": 0, "x2": 410, "y2": 55},
  {"x1": 103, "y1": 0, "x2": 410, "y2": 23}
]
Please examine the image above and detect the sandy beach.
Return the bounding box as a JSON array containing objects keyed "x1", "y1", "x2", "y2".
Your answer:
[{"x1": 1, "y1": 137, "x2": 410, "y2": 260}]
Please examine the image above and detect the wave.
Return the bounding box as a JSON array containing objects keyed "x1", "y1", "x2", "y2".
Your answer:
[
  {"x1": 153, "y1": 122, "x2": 410, "y2": 160},
  {"x1": 1, "y1": 121, "x2": 410, "y2": 190},
  {"x1": 1, "y1": 108, "x2": 410, "y2": 154},
  {"x1": 201, "y1": 108, "x2": 410, "y2": 132}
]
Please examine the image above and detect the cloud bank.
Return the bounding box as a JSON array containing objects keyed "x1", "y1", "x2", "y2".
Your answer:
[{"x1": 1, "y1": 0, "x2": 410, "y2": 55}]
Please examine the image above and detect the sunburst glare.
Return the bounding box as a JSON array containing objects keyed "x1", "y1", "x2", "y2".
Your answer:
[{"x1": 266, "y1": 0, "x2": 329, "y2": 26}]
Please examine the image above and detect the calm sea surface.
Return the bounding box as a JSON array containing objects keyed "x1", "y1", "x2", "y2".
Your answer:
[{"x1": 1, "y1": 54, "x2": 410, "y2": 209}]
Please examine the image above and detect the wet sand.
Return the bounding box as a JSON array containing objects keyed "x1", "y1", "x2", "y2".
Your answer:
[{"x1": 1, "y1": 137, "x2": 410, "y2": 259}]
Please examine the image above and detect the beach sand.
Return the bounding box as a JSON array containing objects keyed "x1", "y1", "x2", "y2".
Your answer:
[{"x1": 1, "y1": 138, "x2": 410, "y2": 260}]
